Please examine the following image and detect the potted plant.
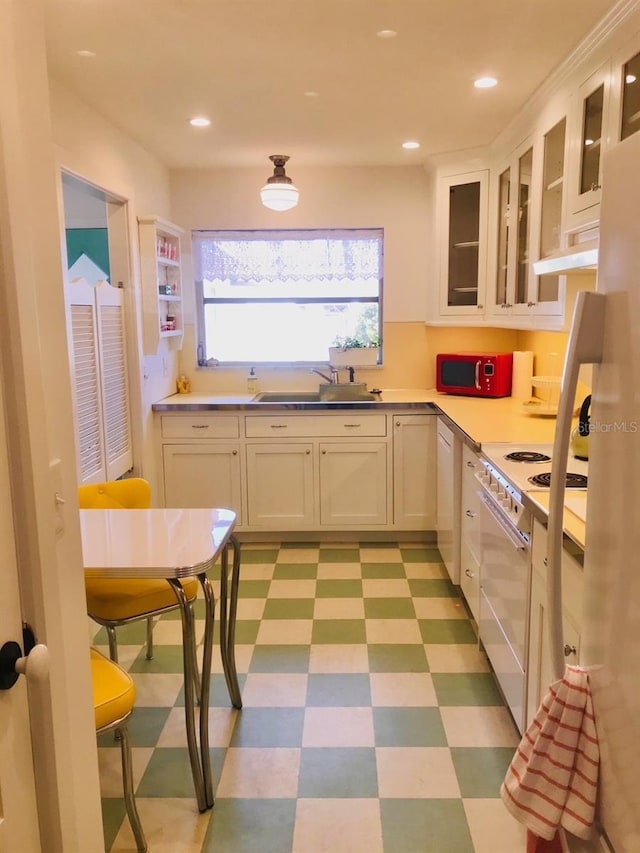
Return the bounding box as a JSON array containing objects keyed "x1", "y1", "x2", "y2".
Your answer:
[{"x1": 329, "y1": 334, "x2": 380, "y2": 367}]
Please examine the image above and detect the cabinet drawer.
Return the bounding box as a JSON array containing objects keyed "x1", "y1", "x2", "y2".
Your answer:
[
  {"x1": 161, "y1": 414, "x2": 240, "y2": 439},
  {"x1": 245, "y1": 414, "x2": 387, "y2": 438}
]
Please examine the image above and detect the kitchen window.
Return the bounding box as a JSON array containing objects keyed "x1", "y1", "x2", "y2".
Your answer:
[{"x1": 193, "y1": 228, "x2": 383, "y2": 365}]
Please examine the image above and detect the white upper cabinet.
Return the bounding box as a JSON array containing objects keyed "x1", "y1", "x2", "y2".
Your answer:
[
  {"x1": 488, "y1": 137, "x2": 542, "y2": 318},
  {"x1": 566, "y1": 62, "x2": 611, "y2": 228},
  {"x1": 436, "y1": 170, "x2": 488, "y2": 318}
]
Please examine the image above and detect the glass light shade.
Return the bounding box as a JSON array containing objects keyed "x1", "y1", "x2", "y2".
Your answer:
[{"x1": 260, "y1": 182, "x2": 300, "y2": 211}]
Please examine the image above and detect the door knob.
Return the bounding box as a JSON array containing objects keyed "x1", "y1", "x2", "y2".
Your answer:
[{"x1": 0, "y1": 640, "x2": 50, "y2": 690}]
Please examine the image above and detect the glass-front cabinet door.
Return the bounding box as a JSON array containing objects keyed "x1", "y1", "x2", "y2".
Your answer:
[
  {"x1": 437, "y1": 170, "x2": 488, "y2": 317},
  {"x1": 568, "y1": 63, "x2": 610, "y2": 220},
  {"x1": 530, "y1": 117, "x2": 567, "y2": 315},
  {"x1": 490, "y1": 139, "x2": 537, "y2": 317},
  {"x1": 620, "y1": 49, "x2": 640, "y2": 141}
]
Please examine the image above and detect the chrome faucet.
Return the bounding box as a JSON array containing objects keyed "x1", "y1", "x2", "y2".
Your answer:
[{"x1": 310, "y1": 367, "x2": 339, "y2": 384}]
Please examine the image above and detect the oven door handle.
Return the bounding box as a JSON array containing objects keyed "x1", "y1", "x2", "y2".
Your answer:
[
  {"x1": 480, "y1": 492, "x2": 527, "y2": 551},
  {"x1": 475, "y1": 360, "x2": 481, "y2": 390}
]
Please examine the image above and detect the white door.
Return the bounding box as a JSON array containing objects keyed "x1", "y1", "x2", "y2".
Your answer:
[{"x1": 0, "y1": 372, "x2": 41, "y2": 851}]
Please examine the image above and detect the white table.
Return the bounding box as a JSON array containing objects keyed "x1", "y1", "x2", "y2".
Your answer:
[{"x1": 80, "y1": 507, "x2": 242, "y2": 811}]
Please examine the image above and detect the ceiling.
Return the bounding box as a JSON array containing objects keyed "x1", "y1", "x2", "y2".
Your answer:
[{"x1": 43, "y1": 0, "x2": 620, "y2": 170}]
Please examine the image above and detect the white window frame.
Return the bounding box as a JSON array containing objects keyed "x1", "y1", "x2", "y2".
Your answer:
[{"x1": 193, "y1": 228, "x2": 384, "y2": 366}]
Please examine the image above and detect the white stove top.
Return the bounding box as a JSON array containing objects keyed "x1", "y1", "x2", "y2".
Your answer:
[{"x1": 480, "y1": 442, "x2": 588, "y2": 494}]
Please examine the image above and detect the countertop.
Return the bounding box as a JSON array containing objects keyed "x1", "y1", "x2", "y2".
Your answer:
[
  {"x1": 153, "y1": 388, "x2": 559, "y2": 445},
  {"x1": 153, "y1": 387, "x2": 581, "y2": 546}
]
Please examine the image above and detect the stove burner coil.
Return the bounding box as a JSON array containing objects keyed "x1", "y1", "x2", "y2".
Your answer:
[
  {"x1": 528, "y1": 472, "x2": 588, "y2": 488},
  {"x1": 505, "y1": 451, "x2": 552, "y2": 463}
]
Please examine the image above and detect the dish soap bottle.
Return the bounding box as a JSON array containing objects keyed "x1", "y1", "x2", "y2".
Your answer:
[{"x1": 247, "y1": 367, "x2": 258, "y2": 394}]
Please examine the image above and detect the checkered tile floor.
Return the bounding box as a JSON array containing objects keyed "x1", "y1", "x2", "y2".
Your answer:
[{"x1": 94, "y1": 542, "x2": 526, "y2": 852}]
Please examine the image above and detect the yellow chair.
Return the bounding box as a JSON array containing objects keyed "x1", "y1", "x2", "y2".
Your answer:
[
  {"x1": 80, "y1": 478, "x2": 199, "y2": 664},
  {"x1": 92, "y1": 647, "x2": 147, "y2": 852}
]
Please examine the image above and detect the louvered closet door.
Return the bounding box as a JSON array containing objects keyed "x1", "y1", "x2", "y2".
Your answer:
[
  {"x1": 68, "y1": 279, "x2": 132, "y2": 483},
  {"x1": 95, "y1": 280, "x2": 132, "y2": 480},
  {"x1": 69, "y1": 281, "x2": 104, "y2": 482}
]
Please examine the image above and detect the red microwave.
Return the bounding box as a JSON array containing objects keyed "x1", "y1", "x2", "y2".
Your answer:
[{"x1": 436, "y1": 352, "x2": 513, "y2": 397}]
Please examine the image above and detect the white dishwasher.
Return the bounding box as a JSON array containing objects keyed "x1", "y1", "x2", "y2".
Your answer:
[{"x1": 436, "y1": 418, "x2": 461, "y2": 584}]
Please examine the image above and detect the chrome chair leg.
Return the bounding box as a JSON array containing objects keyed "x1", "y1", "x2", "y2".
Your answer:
[
  {"x1": 116, "y1": 724, "x2": 148, "y2": 852},
  {"x1": 145, "y1": 615, "x2": 154, "y2": 660},
  {"x1": 107, "y1": 626, "x2": 118, "y2": 663}
]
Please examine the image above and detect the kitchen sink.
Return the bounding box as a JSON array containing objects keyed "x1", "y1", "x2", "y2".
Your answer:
[{"x1": 252, "y1": 386, "x2": 380, "y2": 404}]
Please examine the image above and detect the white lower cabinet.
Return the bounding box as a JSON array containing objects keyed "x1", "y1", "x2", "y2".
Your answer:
[
  {"x1": 392, "y1": 415, "x2": 437, "y2": 529},
  {"x1": 162, "y1": 443, "x2": 243, "y2": 522},
  {"x1": 319, "y1": 441, "x2": 388, "y2": 526},
  {"x1": 526, "y1": 518, "x2": 583, "y2": 727},
  {"x1": 158, "y1": 409, "x2": 438, "y2": 533},
  {"x1": 460, "y1": 444, "x2": 482, "y2": 621},
  {"x1": 246, "y1": 443, "x2": 315, "y2": 529}
]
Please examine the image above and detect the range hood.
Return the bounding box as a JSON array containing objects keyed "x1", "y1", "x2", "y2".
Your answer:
[{"x1": 532, "y1": 238, "x2": 598, "y2": 275}]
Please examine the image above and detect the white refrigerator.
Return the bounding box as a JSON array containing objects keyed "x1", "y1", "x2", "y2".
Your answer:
[{"x1": 547, "y1": 131, "x2": 640, "y2": 852}]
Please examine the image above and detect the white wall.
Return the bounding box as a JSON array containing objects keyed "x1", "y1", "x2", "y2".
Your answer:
[{"x1": 49, "y1": 80, "x2": 176, "y2": 490}]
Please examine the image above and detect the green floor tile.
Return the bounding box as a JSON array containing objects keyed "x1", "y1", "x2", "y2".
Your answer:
[
  {"x1": 409, "y1": 578, "x2": 457, "y2": 597},
  {"x1": 373, "y1": 707, "x2": 447, "y2": 746},
  {"x1": 298, "y1": 747, "x2": 378, "y2": 797},
  {"x1": 125, "y1": 707, "x2": 172, "y2": 747},
  {"x1": 318, "y1": 547, "x2": 360, "y2": 562},
  {"x1": 316, "y1": 578, "x2": 363, "y2": 597},
  {"x1": 418, "y1": 619, "x2": 478, "y2": 644},
  {"x1": 238, "y1": 580, "x2": 271, "y2": 598},
  {"x1": 240, "y1": 548, "x2": 279, "y2": 564},
  {"x1": 262, "y1": 598, "x2": 315, "y2": 619},
  {"x1": 230, "y1": 707, "x2": 305, "y2": 747},
  {"x1": 432, "y1": 672, "x2": 505, "y2": 706},
  {"x1": 380, "y1": 799, "x2": 474, "y2": 853},
  {"x1": 175, "y1": 674, "x2": 247, "y2": 707},
  {"x1": 306, "y1": 673, "x2": 371, "y2": 706},
  {"x1": 202, "y1": 798, "x2": 297, "y2": 853},
  {"x1": 400, "y1": 547, "x2": 443, "y2": 562},
  {"x1": 273, "y1": 563, "x2": 318, "y2": 579},
  {"x1": 361, "y1": 562, "x2": 406, "y2": 579},
  {"x1": 311, "y1": 619, "x2": 367, "y2": 644},
  {"x1": 451, "y1": 746, "x2": 516, "y2": 797},
  {"x1": 129, "y1": 645, "x2": 184, "y2": 673},
  {"x1": 368, "y1": 644, "x2": 430, "y2": 672},
  {"x1": 249, "y1": 644, "x2": 311, "y2": 673},
  {"x1": 233, "y1": 620, "x2": 261, "y2": 644},
  {"x1": 136, "y1": 747, "x2": 226, "y2": 798},
  {"x1": 364, "y1": 598, "x2": 416, "y2": 619},
  {"x1": 100, "y1": 797, "x2": 126, "y2": 852}
]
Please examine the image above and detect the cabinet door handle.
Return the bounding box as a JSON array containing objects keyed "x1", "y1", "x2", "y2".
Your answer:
[
  {"x1": 590, "y1": 182, "x2": 601, "y2": 192},
  {"x1": 477, "y1": 304, "x2": 483, "y2": 310},
  {"x1": 465, "y1": 509, "x2": 477, "y2": 518},
  {"x1": 306, "y1": 449, "x2": 311, "y2": 455},
  {"x1": 191, "y1": 424, "x2": 210, "y2": 430},
  {"x1": 464, "y1": 568, "x2": 475, "y2": 579},
  {"x1": 527, "y1": 301, "x2": 537, "y2": 307},
  {"x1": 564, "y1": 644, "x2": 577, "y2": 657},
  {"x1": 270, "y1": 424, "x2": 288, "y2": 429},
  {"x1": 343, "y1": 424, "x2": 361, "y2": 428},
  {"x1": 232, "y1": 450, "x2": 238, "y2": 455},
  {"x1": 466, "y1": 460, "x2": 475, "y2": 468},
  {"x1": 321, "y1": 449, "x2": 326, "y2": 454}
]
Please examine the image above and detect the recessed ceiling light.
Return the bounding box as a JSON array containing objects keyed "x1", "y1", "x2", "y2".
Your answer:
[
  {"x1": 376, "y1": 29, "x2": 397, "y2": 39},
  {"x1": 76, "y1": 50, "x2": 96, "y2": 58},
  {"x1": 474, "y1": 76, "x2": 498, "y2": 89},
  {"x1": 626, "y1": 73, "x2": 637, "y2": 84},
  {"x1": 304, "y1": 91, "x2": 319, "y2": 98},
  {"x1": 402, "y1": 141, "x2": 420, "y2": 150},
  {"x1": 189, "y1": 117, "x2": 211, "y2": 127}
]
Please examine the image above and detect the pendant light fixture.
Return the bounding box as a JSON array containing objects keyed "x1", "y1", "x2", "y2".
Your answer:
[{"x1": 260, "y1": 155, "x2": 299, "y2": 211}]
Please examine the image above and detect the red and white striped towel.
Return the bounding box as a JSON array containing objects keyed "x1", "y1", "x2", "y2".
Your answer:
[{"x1": 501, "y1": 665, "x2": 599, "y2": 841}]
